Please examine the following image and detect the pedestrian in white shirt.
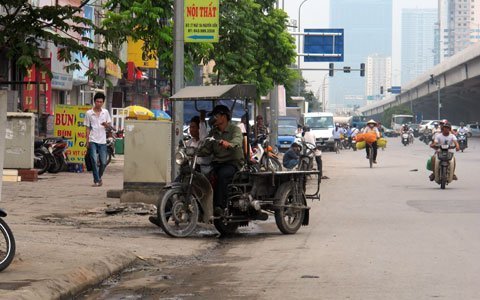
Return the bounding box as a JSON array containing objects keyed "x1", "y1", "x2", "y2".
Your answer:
[
  {"x1": 303, "y1": 126, "x2": 323, "y2": 175},
  {"x1": 85, "y1": 92, "x2": 111, "y2": 187}
]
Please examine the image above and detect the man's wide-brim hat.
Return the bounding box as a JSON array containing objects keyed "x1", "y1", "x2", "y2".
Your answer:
[
  {"x1": 367, "y1": 119, "x2": 377, "y2": 125},
  {"x1": 208, "y1": 105, "x2": 231, "y2": 117}
]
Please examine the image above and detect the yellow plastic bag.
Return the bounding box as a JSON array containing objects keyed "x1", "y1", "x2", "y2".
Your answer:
[
  {"x1": 377, "y1": 138, "x2": 387, "y2": 148},
  {"x1": 356, "y1": 141, "x2": 366, "y2": 150}
]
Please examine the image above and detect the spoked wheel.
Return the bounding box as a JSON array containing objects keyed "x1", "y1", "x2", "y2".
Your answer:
[
  {"x1": 274, "y1": 183, "x2": 305, "y2": 234},
  {"x1": 440, "y1": 167, "x2": 447, "y2": 190},
  {"x1": 0, "y1": 218, "x2": 16, "y2": 272},
  {"x1": 48, "y1": 156, "x2": 64, "y2": 173},
  {"x1": 34, "y1": 151, "x2": 49, "y2": 175},
  {"x1": 214, "y1": 219, "x2": 239, "y2": 236},
  {"x1": 299, "y1": 158, "x2": 310, "y2": 171},
  {"x1": 368, "y1": 145, "x2": 373, "y2": 168},
  {"x1": 157, "y1": 188, "x2": 199, "y2": 238},
  {"x1": 261, "y1": 157, "x2": 282, "y2": 171}
]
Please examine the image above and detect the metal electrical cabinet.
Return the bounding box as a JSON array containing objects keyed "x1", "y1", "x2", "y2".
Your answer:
[
  {"x1": 4, "y1": 113, "x2": 35, "y2": 169},
  {"x1": 122, "y1": 120, "x2": 172, "y2": 203}
]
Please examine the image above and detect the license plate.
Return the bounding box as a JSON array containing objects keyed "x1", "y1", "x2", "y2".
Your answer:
[{"x1": 280, "y1": 144, "x2": 290, "y2": 148}]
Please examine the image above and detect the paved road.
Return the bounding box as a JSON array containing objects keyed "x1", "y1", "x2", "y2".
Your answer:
[
  {"x1": 217, "y1": 137, "x2": 480, "y2": 299},
  {"x1": 5, "y1": 136, "x2": 480, "y2": 299},
  {"x1": 79, "y1": 137, "x2": 480, "y2": 299}
]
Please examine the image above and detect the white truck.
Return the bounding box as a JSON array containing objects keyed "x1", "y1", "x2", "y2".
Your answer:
[{"x1": 302, "y1": 112, "x2": 335, "y2": 151}]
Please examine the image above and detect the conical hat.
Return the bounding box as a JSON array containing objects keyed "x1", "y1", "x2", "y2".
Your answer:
[{"x1": 366, "y1": 119, "x2": 377, "y2": 124}]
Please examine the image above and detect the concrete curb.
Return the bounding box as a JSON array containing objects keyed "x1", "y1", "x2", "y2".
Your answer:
[{"x1": 2, "y1": 250, "x2": 137, "y2": 300}]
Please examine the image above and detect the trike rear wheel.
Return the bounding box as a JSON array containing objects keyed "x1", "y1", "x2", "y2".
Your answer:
[{"x1": 274, "y1": 183, "x2": 305, "y2": 234}]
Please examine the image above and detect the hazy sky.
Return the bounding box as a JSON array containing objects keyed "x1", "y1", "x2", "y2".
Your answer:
[{"x1": 283, "y1": 0, "x2": 437, "y2": 95}]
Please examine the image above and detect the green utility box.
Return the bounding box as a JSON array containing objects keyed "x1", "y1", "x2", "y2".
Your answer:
[{"x1": 115, "y1": 138, "x2": 124, "y2": 154}]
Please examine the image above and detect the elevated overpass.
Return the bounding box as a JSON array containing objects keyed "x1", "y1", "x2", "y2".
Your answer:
[{"x1": 359, "y1": 44, "x2": 480, "y2": 124}]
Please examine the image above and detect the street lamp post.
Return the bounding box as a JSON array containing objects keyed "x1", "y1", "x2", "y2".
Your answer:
[
  {"x1": 297, "y1": 0, "x2": 310, "y2": 71},
  {"x1": 296, "y1": 0, "x2": 310, "y2": 96},
  {"x1": 321, "y1": 74, "x2": 328, "y2": 112},
  {"x1": 172, "y1": 0, "x2": 184, "y2": 179}
]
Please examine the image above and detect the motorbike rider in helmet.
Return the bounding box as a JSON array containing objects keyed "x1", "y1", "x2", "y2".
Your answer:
[
  {"x1": 429, "y1": 122, "x2": 459, "y2": 181},
  {"x1": 458, "y1": 122, "x2": 468, "y2": 135}
]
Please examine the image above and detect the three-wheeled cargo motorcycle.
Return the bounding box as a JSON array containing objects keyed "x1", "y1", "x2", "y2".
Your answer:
[{"x1": 153, "y1": 85, "x2": 321, "y2": 237}]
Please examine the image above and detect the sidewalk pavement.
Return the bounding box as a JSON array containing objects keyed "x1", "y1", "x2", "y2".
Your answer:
[{"x1": 0, "y1": 157, "x2": 213, "y2": 299}]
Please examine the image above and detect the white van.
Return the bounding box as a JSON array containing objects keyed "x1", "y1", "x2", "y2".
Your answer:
[{"x1": 303, "y1": 112, "x2": 335, "y2": 151}]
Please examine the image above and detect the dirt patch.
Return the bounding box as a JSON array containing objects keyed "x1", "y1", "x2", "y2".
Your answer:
[{"x1": 76, "y1": 240, "x2": 241, "y2": 300}]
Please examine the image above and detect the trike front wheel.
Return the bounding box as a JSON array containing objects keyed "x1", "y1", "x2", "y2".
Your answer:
[{"x1": 157, "y1": 188, "x2": 199, "y2": 238}]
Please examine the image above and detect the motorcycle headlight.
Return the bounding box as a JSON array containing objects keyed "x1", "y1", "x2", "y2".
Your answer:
[{"x1": 175, "y1": 151, "x2": 187, "y2": 165}]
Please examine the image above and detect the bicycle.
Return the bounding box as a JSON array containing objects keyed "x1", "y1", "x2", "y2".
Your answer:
[
  {"x1": 0, "y1": 209, "x2": 15, "y2": 272},
  {"x1": 367, "y1": 143, "x2": 374, "y2": 168}
]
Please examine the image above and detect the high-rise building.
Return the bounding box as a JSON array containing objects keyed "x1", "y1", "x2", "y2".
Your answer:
[
  {"x1": 437, "y1": 0, "x2": 480, "y2": 62},
  {"x1": 402, "y1": 9, "x2": 437, "y2": 85},
  {"x1": 329, "y1": 0, "x2": 392, "y2": 108},
  {"x1": 365, "y1": 54, "x2": 392, "y2": 102}
]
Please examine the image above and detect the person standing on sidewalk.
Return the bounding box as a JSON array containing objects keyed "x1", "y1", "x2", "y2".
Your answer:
[{"x1": 85, "y1": 92, "x2": 111, "y2": 187}]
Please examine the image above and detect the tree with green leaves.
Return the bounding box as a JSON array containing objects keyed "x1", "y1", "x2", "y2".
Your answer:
[
  {"x1": 102, "y1": 0, "x2": 212, "y2": 86},
  {"x1": 284, "y1": 70, "x2": 321, "y2": 112},
  {"x1": 0, "y1": 0, "x2": 122, "y2": 81},
  {"x1": 207, "y1": 0, "x2": 297, "y2": 97},
  {"x1": 1, "y1": 0, "x2": 297, "y2": 97}
]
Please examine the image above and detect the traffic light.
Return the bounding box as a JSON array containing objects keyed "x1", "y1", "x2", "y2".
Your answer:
[
  {"x1": 360, "y1": 63, "x2": 365, "y2": 77},
  {"x1": 380, "y1": 86, "x2": 384, "y2": 94},
  {"x1": 329, "y1": 63, "x2": 334, "y2": 77}
]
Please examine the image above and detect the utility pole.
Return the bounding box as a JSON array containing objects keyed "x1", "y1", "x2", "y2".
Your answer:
[
  {"x1": 172, "y1": 0, "x2": 184, "y2": 180},
  {"x1": 430, "y1": 74, "x2": 441, "y2": 119},
  {"x1": 270, "y1": 86, "x2": 278, "y2": 148},
  {"x1": 0, "y1": 91, "x2": 6, "y2": 200}
]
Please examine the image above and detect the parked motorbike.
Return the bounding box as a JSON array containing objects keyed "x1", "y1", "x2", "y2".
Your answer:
[
  {"x1": 458, "y1": 132, "x2": 468, "y2": 152},
  {"x1": 106, "y1": 130, "x2": 117, "y2": 166},
  {"x1": 44, "y1": 138, "x2": 70, "y2": 173},
  {"x1": 33, "y1": 140, "x2": 54, "y2": 175},
  {"x1": 155, "y1": 137, "x2": 313, "y2": 237},
  {"x1": 433, "y1": 144, "x2": 456, "y2": 189},
  {"x1": 251, "y1": 134, "x2": 282, "y2": 171},
  {"x1": 298, "y1": 140, "x2": 316, "y2": 171},
  {"x1": 0, "y1": 209, "x2": 16, "y2": 272}
]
